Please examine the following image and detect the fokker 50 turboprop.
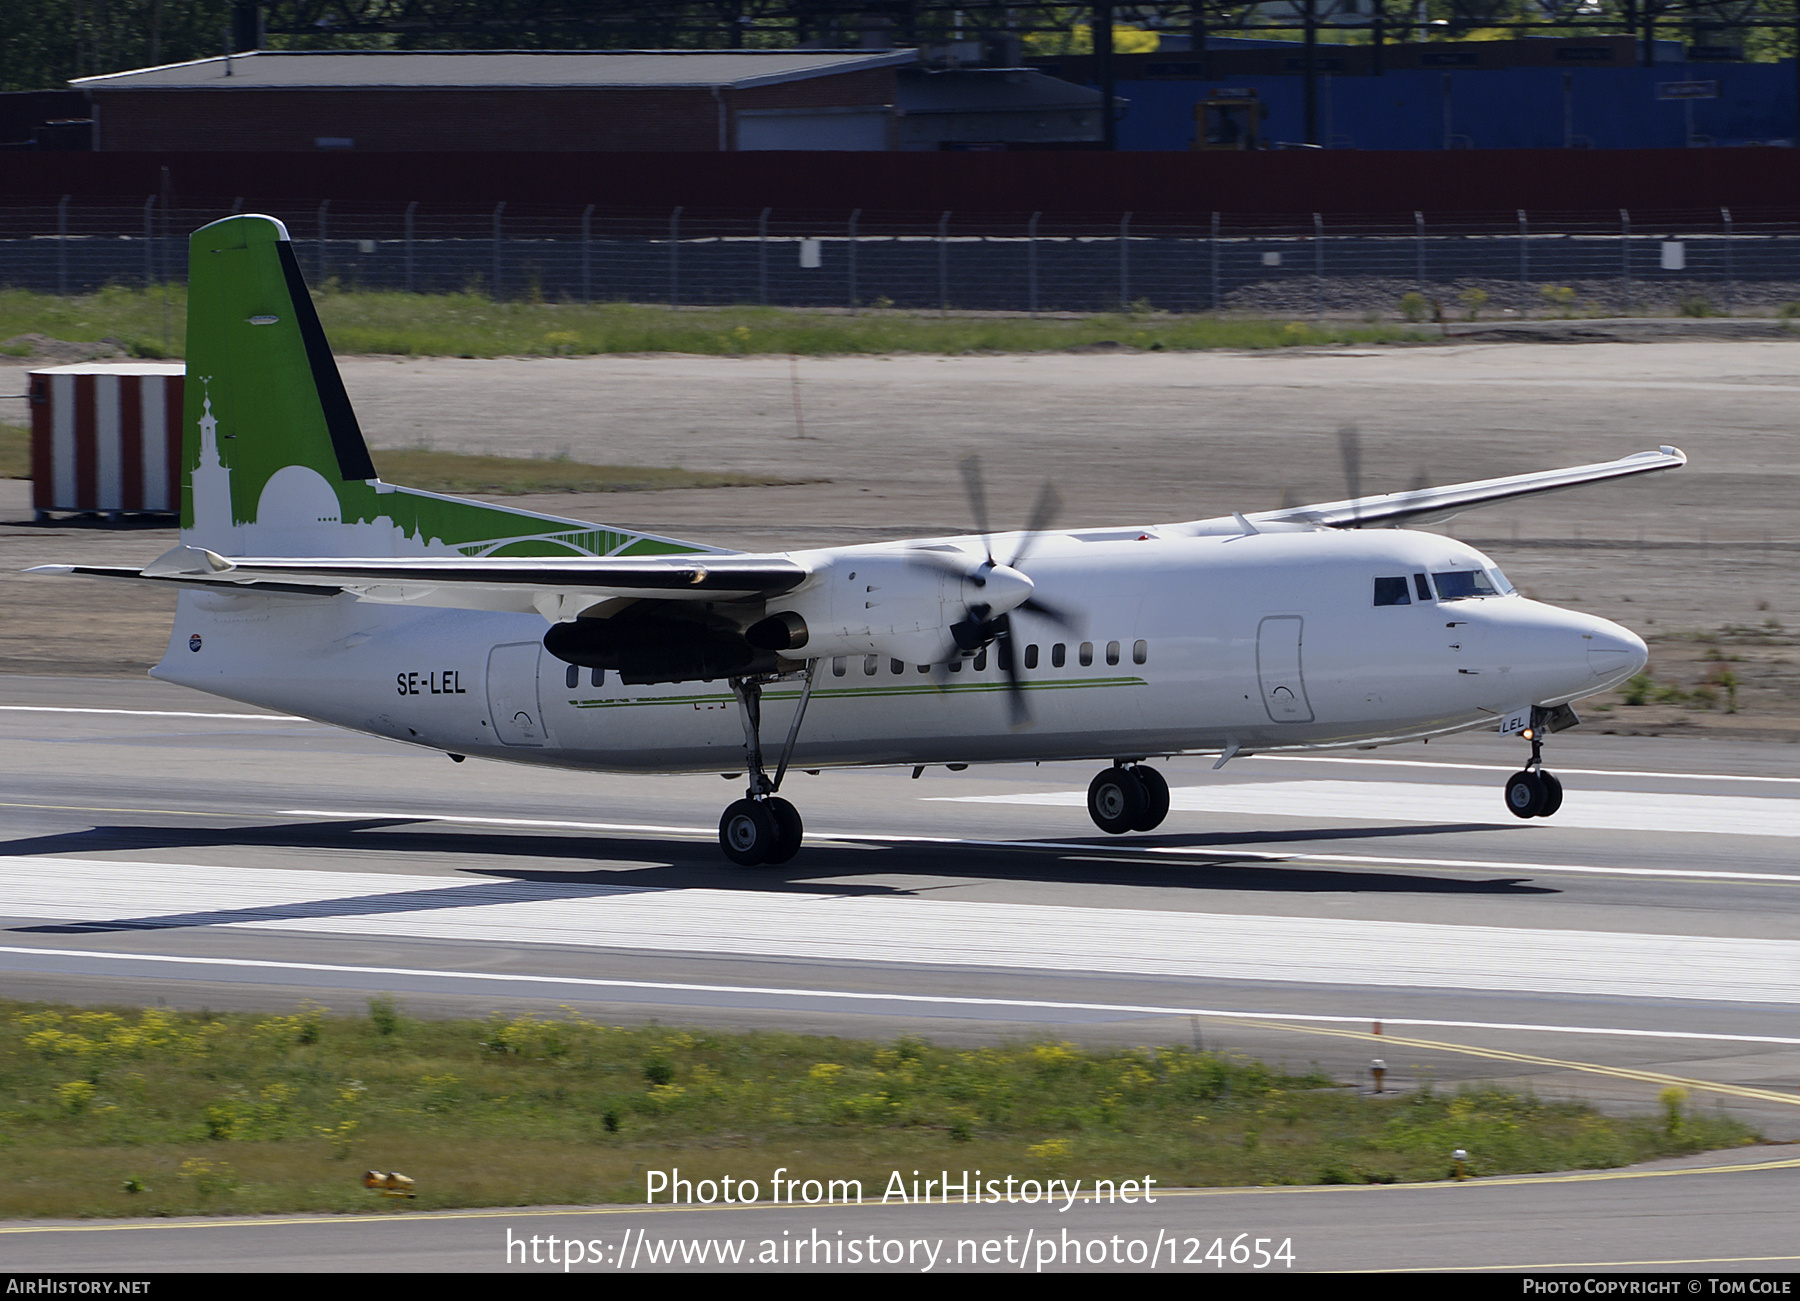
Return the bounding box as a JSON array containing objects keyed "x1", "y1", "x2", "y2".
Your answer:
[{"x1": 35, "y1": 216, "x2": 1679, "y2": 865}]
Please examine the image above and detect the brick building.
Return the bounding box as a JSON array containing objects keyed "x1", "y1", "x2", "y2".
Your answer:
[{"x1": 73, "y1": 50, "x2": 917, "y2": 152}]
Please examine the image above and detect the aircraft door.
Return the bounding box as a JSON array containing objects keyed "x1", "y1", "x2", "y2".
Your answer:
[
  {"x1": 1256, "y1": 615, "x2": 1314, "y2": 723},
  {"x1": 486, "y1": 642, "x2": 546, "y2": 746}
]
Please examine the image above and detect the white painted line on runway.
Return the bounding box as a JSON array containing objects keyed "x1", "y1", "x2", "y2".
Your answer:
[
  {"x1": 4, "y1": 943, "x2": 1800, "y2": 1049},
  {"x1": 1250, "y1": 754, "x2": 1800, "y2": 785},
  {"x1": 279, "y1": 807, "x2": 1800, "y2": 886},
  {"x1": 0, "y1": 705, "x2": 304, "y2": 722},
  {"x1": 943, "y1": 780, "x2": 1800, "y2": 838},
  {"x1": 4, "y1": 856, "x2": 1797, "y2": 1004}
]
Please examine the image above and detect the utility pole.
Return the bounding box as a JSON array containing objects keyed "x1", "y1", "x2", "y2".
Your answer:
[{"x1": 1095, "y1": 3, "x2": 1117, "y2": 150}]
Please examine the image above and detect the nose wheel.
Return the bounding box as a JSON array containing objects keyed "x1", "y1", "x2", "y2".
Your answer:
[
  {"x1": 1503, "y1": 718, "x2": 1564, "y2": 819},
  {"x1": 1087, "y1": 763, "x2": 1171, "y2": 834}
]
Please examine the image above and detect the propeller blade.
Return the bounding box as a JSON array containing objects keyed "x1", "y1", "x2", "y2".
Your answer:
[
  {"x1": 957, "y1": 455, "x2": 994, "y2": 561},
  {"x1": 904, "y1": 547, "x2": 975, "y2": 579},
  {"x1": 991, "y1": 616, "x2": 1032, "y2": 727},
  {"x1": 1006, "y1": 479, "x2": 1064, "y2": 570},
  {"x1": 1017, "y1": 595, "x2": 1078, "y2": 630},
  {"x1": 1337, "y1": 423, "x2": 1363, "y2": 525}
]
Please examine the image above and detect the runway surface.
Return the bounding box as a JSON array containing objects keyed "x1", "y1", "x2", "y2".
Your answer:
[{"x1": 2, "y1": 672, "x2": 1798, "y2": 1270}]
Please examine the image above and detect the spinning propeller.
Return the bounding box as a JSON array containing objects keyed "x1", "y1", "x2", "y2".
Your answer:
[{"x1": 911, "y1": 455, "x2": 1078, "y2": 725}]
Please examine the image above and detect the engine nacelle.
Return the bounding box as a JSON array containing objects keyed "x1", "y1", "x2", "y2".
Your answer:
[{"x1": 753, "y1": 550, "x2": 969, "y2": 666}]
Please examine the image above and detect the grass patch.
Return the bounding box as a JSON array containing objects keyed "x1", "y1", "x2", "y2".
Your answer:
[
  {"x1": 0, "y1": 423, "x2": 28, "y2": 478},
  {"x1": 0, "y1": 286, "x2": 1421, "y2": 360},
  {"x1": 368, "y1": 447, "x2": 815, "y2": 496},
  {"x1": 0, "y1": 1000, "x2": 1758, "y2": 1217}
]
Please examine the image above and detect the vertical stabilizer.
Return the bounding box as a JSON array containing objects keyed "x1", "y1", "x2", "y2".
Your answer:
[{"x1": 180, "y1": 214, "x2": 715, "y2": 561}]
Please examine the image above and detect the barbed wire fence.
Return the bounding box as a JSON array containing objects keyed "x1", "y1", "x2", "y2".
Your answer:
[{"x1": 5, "y1": 198, "x2": 1800, "y2": 316}]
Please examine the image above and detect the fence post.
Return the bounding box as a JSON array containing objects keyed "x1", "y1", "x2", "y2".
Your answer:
[
  {"x1": 1312, "y1": 211, "x2": 1325, "y2": 317},
  {"x1": 669, "y1": 206, "x2": 682, "y2": 309},
  {"x1": 1414, "y1": 210, "x2": 1425, "y2": 295},
  {"x1": 1721, "y1": 206, "x2": 1734, "y2": 314},
  {"x1": 1210, "y1": 210, "x2": 1221, "y2": 312},
  {"x1": 143, "y1": 195, "x2": 156, "y2": 287},
  {"x1": 1619, "y1": 207, "x2": 1631, "y2": 312},
  {"x1": 317, "y1": 199, "x2": 330, "y2": 283},
  {"x1": 1027, "y1": 211, "x2": 1040, "y2": 317},
  {"x1": 1518, "y1": 208, "x2": 1528, "y2": 286},
  {"x1": 56, "y1": 194, "x2": 69, "y2": 296},
  {"x1": 404, "y1": 200, "x2": 417, "y2": 293},
  {"x1": 491, "y1": 201, "x2": 506, "y2": 300},
  {"x1": 757, "y1": 206, "x2": 770, "y2": 306},
  {"x1": 580, "y1": 203, "x2": 594, "y2": 303},
  {"x1": 937, "y1": 210, "x2": 950, "y2": 316},
  {"x1": 1119, "y1": 211, "x2": 1132, "y2": 309},
  {"x1": 848, "y1": 208, "x2": 860, "y2": 313}
]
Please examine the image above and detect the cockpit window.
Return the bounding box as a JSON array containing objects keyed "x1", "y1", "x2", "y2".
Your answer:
[
  {"x1": 1432, "y1": 569, "x2": 1500, "y2": 601},
  {"x1": 1373, "y1": 576, "x2": 1411, "y2": 606},
  {"x1": 1413, "y1": 573, "x2": 1433, "y2": 602}
]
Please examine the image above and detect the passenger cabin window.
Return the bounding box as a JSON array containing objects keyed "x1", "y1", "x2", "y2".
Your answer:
[
  {"x1": 831, "y1": 656, "x2": 847, "y2": 677},
  {"x1": 947, "y1": 659, "x2": 962, "y2": 673},
  {"x1": 1105, "y1": 640, "x2": 1121, "y2": 666},
  {"x1": 1413, "y1": 573, "x2": 1433, "y2": 602},
  {"x1": 565, "y1": 664, "x2": 579, "y2": 689},
  {"x1": 1373, "y1": 576, "x2": 1411, "y2": 606},
  {"x1": 1432, "y1": 569, "x2": 1500, "y2": 601},
  {"x1": 1079, "y1": 642, "x2": 1094, "y2": 667},
  {"x1": 1133, "y1": 640, "x2": 1148, "y2": 665},
  {"x1": 891, "y1": 658, "x2": 905, "y2": 675},
  {"x1": 1025, "y1": 644, "x2": 1040, "y2": 670},
  {"x1": 864, "y1": 655, "x2": 879, "y2": 676},
  {"x1": 591, "y1": 668, "x2": 604, "y2": 687},
  {"x1": 1051, "y1": 643, "x2": 1066, "y2": 668},
  {"x1": 973, "y1": 649, "x2": 987, "y2": 672}
]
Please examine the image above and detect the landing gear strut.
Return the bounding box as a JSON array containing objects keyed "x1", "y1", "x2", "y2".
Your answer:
[
  {"x1": 1087, "y1": 762, "x2": 1171, "y2": 834},
  {"x1": 1503, "y1": 717, "x2": 1564, "y2": 820},
  {"x1": 718, "y1": 663, "x2": 816, "y2": 865}
]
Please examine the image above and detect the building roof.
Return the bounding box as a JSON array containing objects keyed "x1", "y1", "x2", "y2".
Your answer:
[
  {"x1": 73, "y1": 49, "x2": 918, "y2": 92},
  {"x1": 896, "y1": 68, "x2": 1104, "y2": 115}
]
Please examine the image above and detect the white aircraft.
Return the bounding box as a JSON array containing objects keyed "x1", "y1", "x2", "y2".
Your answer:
[{"x1": 35, "y1": 215, "x2": 1679, "y2": 865}]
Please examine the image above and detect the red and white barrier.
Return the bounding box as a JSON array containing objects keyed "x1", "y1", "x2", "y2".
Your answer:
[{"x1": 28, "y1": 363, "x2": 185, "y2": 519}]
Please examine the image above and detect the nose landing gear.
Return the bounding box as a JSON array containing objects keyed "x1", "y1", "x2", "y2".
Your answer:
[
  {"x1": 1087, "y1": 763, "x2": 1172, "y2": 834},
  {"x1": 719, "y1": 665, "x2": 816, "y2": 866},
  {"x1": 1503, "y1": 716, "x2": 1565, "y2": 820}
]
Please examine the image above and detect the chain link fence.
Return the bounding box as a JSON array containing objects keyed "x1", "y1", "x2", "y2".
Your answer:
[{"x1": 5, "y1": 198, "x2": 1800, "y2": 316}]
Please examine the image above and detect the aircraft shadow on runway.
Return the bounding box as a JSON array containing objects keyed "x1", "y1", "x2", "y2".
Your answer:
[{"x1": 2, "y1": 817, "x2": 1554, "y2": 934}]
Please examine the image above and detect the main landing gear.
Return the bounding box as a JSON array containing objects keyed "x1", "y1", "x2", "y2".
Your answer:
[
  {"x1": 1503, "y1": 719, "x2": 1564, "y2": 820},
  {"x1": 1086, "y1": 763, "x2": 1171, "y2": 834},
  {"x1": 718, "y1": 664, "x2": 818, "y2": 866}
]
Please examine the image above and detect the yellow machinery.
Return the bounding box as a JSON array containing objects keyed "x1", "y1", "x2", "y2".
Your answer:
[{"x1": 1193, "y1": 88, "x2": 1266, "y2": 150}]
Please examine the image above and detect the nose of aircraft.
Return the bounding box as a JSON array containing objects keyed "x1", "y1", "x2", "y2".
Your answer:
[{"x1": 1583, "y1": 618, "x2": 1648, "y2": 687}]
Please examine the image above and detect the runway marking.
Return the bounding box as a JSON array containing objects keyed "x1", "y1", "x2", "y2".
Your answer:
[
  {"x1": 6, "y1": 944, "x2": 1800, "y2": 1057},
  {"x1": 1210, "y1": 1017, "x2": 1800, "y2": 1108},
  {"x1": 5, "y1": 1157, "x2": 1799, "y2": 1238},
  {"x1": 0, "y1": 705, "x2": 304, "y2": 721},
  {"x1": 1251, "y1": 753, "x2": 1800, "y2": 786},
  {"x1": 0, "y1": 796, "x2": 1793, "y2": 889},
  {"x1": 7, "y1": 855, "x2": 1798, "y2": 1004},
  {"x1": 0, "y1": 800, "x2": 248, "y2": 819},
  {"x1": 279, "y1": 806, "x2": 1800, "y2": 887},
  {"x1": 943, "y1": 780, "x2": 1800, "y2": 839},
  {"x1": 5, "y1": 703, "x2": 1797, "y2": 786}
]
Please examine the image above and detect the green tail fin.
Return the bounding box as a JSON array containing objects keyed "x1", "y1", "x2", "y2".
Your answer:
[{"x1": 182, "y1": 214, "x2": 711, "y2": 560}]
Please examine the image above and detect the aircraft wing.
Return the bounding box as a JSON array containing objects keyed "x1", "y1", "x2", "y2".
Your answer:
[
  {"x1": 29, "y1": 546, "x2": 808, "y2": 617},
  {"x1": 1243, "y1": 446, "x2": 1686, "y2": 530}
]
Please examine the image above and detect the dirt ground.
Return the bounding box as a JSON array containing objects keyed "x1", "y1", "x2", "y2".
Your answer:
[{"x1": 1, "y1": 337, "x2": 1794, "y2": 740}]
